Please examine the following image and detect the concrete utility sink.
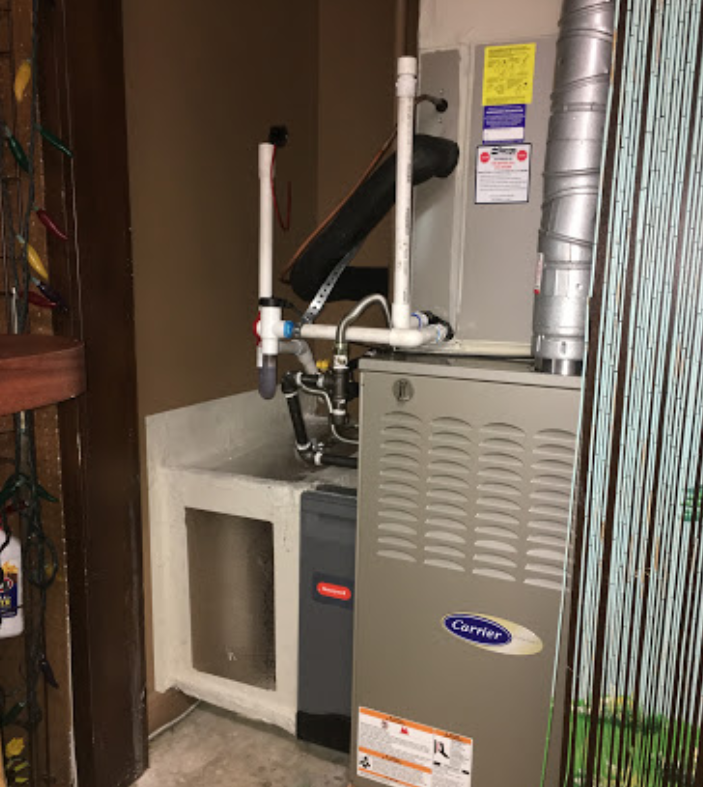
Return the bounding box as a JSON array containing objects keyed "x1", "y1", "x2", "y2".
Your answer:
[
  {"x1": 198, "y1": 442, "x2": 357, "y2": 486},
  {"x1": 147, "y1": 390, "x2": 357, "y2": 734},
  {"x1": 189, "y1": 410, "x2": 357, "y2": 485}
]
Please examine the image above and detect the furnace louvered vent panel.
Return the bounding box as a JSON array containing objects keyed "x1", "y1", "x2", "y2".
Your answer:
[
  {"x1": 424, "y1": 417, "x2": 472, "y2": 573},
  {"x1": 370, "y1": 378, "x2": 578, "y2": 591},
  {"x1": 472, "y1": 423, "x2": 526, "y2": 583},
  {"x1": 526, "y1": 429, "x2": 577, "y2": 592},
  {"x1": 376, "y1": 412, "x2": 424, "y2": 563}
]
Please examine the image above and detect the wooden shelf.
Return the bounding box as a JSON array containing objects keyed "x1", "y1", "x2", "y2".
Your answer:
[{"x1": 0, "y1": 334, "x2": 86, "y2": 415}]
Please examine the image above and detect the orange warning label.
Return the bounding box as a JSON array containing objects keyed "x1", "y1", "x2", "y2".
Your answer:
[
  {"x1": 356, "y1": 707, "x2": 473, "y2": 787},
  {"x1": 359, "y1": 748, "x2": 432, "y2": 775}
]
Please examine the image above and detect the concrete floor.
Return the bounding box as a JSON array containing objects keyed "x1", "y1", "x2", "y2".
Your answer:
[{"x1": 136, "y1": 704, "x2": 350, "y2": 787}]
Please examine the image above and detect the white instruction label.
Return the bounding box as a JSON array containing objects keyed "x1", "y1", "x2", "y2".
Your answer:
[
  {"x1": 475, "y1": 144, "x2": 531, "y2": 204},
  {"x1": 357, "y1": 707, "x2": 473, "y2": 787}
]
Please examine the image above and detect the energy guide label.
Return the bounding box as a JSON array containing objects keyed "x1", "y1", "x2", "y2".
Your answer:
[{"x1": 357, "y1": 707, "x2": 473, "y2": 787}]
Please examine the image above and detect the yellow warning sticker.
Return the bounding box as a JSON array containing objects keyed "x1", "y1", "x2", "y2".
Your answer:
[{"x1": 483, "y1": 43, "x2": 536, "y2": 106}]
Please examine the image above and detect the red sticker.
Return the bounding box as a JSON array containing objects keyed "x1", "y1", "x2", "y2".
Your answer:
[
  {"x1": 517, "y1": 149, "x2": 528, "y2": 162},
  {"x1": 317, "y1": 582, "x2": 352, "y2": 601},
  {"x1": 480, "y1": 151, "x2": 491, "y2": 164}
]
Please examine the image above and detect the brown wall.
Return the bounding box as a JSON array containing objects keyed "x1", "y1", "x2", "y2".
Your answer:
[
  {"x1": 122, "y1": 0, "x2": 320, "y2": 729},
  {"x1": 317, "y1": 1, "x2": 397, "y2": 261},
  {"x1": 124, "y1": 1, "x2": 320, "y2": 418},
  {"x1": 123, "y1": 0, "x2": 400, "y2": 731}
]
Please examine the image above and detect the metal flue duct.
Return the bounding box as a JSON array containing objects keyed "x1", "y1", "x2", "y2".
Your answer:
[{"x1": 532, "y1": 0, "x2": 615, "y2": 375}]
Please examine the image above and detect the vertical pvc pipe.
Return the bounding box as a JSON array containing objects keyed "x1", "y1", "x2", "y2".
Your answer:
[
  {"x1": 393, "y1": 56, "x2": 417, "y2": 330},
  {"x1": 258, "y1": 142, "x2": 275, "y2": 301},
  {"x1": 258, "y1": 142, "x2": 279, "y2": 399}
]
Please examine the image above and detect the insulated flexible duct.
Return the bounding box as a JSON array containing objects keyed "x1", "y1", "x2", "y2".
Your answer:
[
  {"x1": 532, "y1": 0, "x2": 615, "y2": 375},
  {"x1": 289, "y1": 134, "x2": 459, "y2": 303}
]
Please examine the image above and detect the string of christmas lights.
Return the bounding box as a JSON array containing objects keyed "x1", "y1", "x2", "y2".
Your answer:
[{"x1": 0, "y1": 0, "x2": 74, "y2": 781}]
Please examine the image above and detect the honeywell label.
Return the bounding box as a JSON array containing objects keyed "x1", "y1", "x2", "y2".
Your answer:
[
  {"x1": 475, "y1": 144, "x2": 531, "y2": 204},
  {"x1": 357, "y1": 707, "x2": 472, "y2": 787}
]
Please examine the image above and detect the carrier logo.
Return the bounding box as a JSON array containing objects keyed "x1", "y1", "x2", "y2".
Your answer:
[
  {"x1": 444, "y1": 614, "x2": 511, "y2": 646},
  {"x1": 443, "y1": 613, "x2": 543, "y2": 656}
]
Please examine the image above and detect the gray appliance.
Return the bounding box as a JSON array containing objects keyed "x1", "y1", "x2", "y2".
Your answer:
[
  {"x1": 298, "y1": 486, "x2": 357, "y2": 752},
  {"x1": 412, "y1": 37, "x2": 557, "y2": 348},
  {"x1": 350, "y1": 356, "x2": 579, "y2": 787}
]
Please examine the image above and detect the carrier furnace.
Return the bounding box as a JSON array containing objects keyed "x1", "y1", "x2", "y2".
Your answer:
[
  {"x1": 343, "y1": 2, "x2": 610, "y2": 779},
  {"x1": 253, "y1": 0, "x2": 611, "y2": 783},
  {"x1": 350, "y1": 356, "x2": 579, "y2": 787}
]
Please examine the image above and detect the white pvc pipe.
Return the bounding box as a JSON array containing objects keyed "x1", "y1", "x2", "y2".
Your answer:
[
  {"x1": 299, "y1": 323, "x2": 445, "y2": 349},
  {"x1": 258, "y1": 143, "x2": 275, "y2": 301},
  {"x1": 257, "y1": 143, "x2": 279, "y2": 399},
  {"x1": 393, "y1": 56, "x2": 418, "y2": 330},
  {"x1": 260, "y1": 304, "x2": 281, "y2": 356}
]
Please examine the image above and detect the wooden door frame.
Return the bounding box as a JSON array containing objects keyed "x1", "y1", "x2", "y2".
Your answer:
[{"x1": 38, "y1": 1, "x2": 147, "y2": 785}]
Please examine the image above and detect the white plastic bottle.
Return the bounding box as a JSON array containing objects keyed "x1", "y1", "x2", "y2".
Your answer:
[{"x1": 0, "y1": 535, "x2": 23, "y2": 638}]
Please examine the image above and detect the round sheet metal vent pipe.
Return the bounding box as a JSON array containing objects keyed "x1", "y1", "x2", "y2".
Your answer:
[{"x1": 532, "y1": 0, "x2": 615, "y2": 375}]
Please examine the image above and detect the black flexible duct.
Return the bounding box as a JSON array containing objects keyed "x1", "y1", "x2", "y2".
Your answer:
[{"x1": 289, "y1": 134, "x2": 459, "y2": 303}]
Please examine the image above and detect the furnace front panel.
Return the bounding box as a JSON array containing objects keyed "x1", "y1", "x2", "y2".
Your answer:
[{"x1": 351, "y1": 358, "x2": 580, "y2": 787}]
